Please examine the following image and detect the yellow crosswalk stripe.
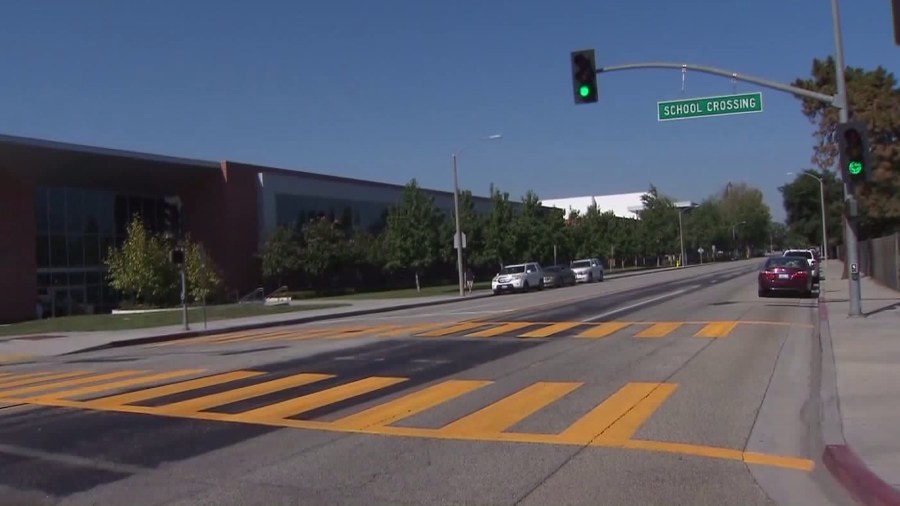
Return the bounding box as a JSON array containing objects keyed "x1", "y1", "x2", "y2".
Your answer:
[
  {"x1": 0, "y1": 371, "x2": 88, "y2": 389},
  {"x1": 0, "y1": 371, "x2": 144, "y2": 398},
  {"x1": 598, "y1": 384, "x2": 677, "y2": 441},
  {"x1": 26, "y1": 369, "x2": 204, "y2": 402},
  {"x1": 559, "y1": 382, "x2": 671, "y2": 443},
  {"x1": 634, "y1": 322, "x2": 683, "y2": 338},
  {"x1": 418, "y1": 322, "x2": 489, "y2": 337},
  {"x1": 694, "y1": 321, "x2": 738, "y2": 338},
  {"x1": 0, "y1": 354, "x2": 31, "y2": 364},
  {"x1": 520, "y1": 322, "x2": 583, "y2": 338},
  {"x1": 82, "y1": 371, "x2": 264, "y2": 408},
  {"x1": 323, "y1": 325, "x2": 403, "y2": 339},
  {"x1": 466, "y1": 322, "x2": 534, "y2": 338},
  {"x1": 157, "y1": 372, "x2": 333, "y2": 415},
  {"x1": 238, "y1": 376, "x2": 407, "y2": 421},
  {"x1": 373, "y1": 322, "x2": 455, "y2": 337},
  {"x1": 576, "y1": 322, "x2": 630, "y2": 339},
  {"x1": 440, "y1": 382, "x2": 581, "y2": 435},
  {"x1": 330, "y1": 380, "x2": 490, "y2": 430}
]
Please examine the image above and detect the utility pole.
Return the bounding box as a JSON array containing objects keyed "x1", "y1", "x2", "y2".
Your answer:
[{"x1": 452, "y1": 153, "x2": 465, "y2": 297}]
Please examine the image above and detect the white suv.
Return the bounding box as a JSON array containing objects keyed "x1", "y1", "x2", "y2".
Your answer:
[
  {"x1": 492, "y1": 262, "x2": 543, "y2": 294},
  {"x1": 783, "y1": 249, "x2": 819, "y2": 281},
  {"x1": 571, "y1": 258, "x2": 604, "y2": 283}
]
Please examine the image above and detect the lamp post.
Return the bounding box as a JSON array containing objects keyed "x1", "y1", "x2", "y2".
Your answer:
[
  {"x1": 452, "y1": 134, "x2": 502, "y2": 296},
  {"x1": 787, "y1": 171, "x2": 828, "y2": 272},
  {"x1": 731, "y1": 220, "x2": 747, "y2": 259}
]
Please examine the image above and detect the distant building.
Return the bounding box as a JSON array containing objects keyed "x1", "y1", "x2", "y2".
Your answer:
[{"x1": 543, "y1": 192, "x2": 697, "y2": 219}]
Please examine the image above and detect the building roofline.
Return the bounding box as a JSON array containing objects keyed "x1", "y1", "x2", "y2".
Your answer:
[{"x1": 0, "y1": 133, "x2": 220, "y2": 169}]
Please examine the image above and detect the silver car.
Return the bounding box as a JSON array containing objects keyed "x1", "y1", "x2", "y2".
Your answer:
[{"x1": 571, "y1": 258, "x2": 604, "y2": 283}]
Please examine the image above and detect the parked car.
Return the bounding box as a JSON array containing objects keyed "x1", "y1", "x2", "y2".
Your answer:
[
  {"x1": 758, "y1": 256, "x2": 815, "y2": 298},
  {"x1": 783, "y1": 249, "x2": 820, "y2": 282},
  {"x1": 571, "y1": 258, "x2": 604, "y2": 283},
  {"x1": 492, "y1": 262, "x2": 543, "y2": 294},
  {"x1": 542, "y1": 265, "x2": 576, "y2": 288}
]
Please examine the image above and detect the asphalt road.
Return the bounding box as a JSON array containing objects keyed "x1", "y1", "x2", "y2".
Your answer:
[{"x1": 0, "y1": 260, "x2": 858, "y2": 505}]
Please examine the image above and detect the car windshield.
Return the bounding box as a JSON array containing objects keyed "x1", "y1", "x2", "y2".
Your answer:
[
  {"x1": 766, "y1": 257, "x2": 808, "y2": 269},
  {"x1": 500, "y1": 265, "x2": 526, "y2": 274},
  {"x1": 571, "y1": 260, "x2": 591, "y2": 268},
  {"x1": 784, "y1": 251, "x2": 812, "y2": 259}
]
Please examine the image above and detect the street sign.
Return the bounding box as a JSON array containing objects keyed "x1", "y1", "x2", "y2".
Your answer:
[
  {"x1": 657, "y1": 92, "x2": 763, "y2": 122},
  {"x1": 698, "y1": 247, "x2": 704, "y2": 254}
]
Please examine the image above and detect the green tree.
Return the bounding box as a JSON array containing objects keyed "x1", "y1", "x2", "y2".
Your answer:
[
  {"x1": 183, "y1": 236, "x2": 223, "y2": 303},
  {"x1": 480, "y1": 184, "x2": 517, "y2": 270},
  {"x1": 300, "y1": 216, "x2": 350, "y2": 288},
  {"x1": 513, "y1": 190, "x2": 553, "y2": 264},
  {"x1": 778, "y1": 169, "x2": 843, "y2": 252},
  {"x1": 717, "y1": 182, "x2": 772, "y2": 257},
  {"x1": 684, "y1": 199, "x2": 728, "y2": 259},
  {"x1": 105, "y1": 215, "x2": 177, "y2": 307},
  {"x1": 383, "y1": 179, "x2": 444, "y2": 290},
  {"x1": 636, "y1": 185, "x2": 679, "y2": 264},
  {"x1": 260, "y1": 226, "x2": 303, "y2": 287},
  {"x1": 793, "y1": 58, "x2": 900, "y2": 237}
]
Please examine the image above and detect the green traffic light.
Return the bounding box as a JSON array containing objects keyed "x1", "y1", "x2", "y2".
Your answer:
[
  {"x1": 579, "y1": 85, "x2": 591, "y2": 97},
  {"x1": 848, "y1": 161, "x2": 863, "y2": 175}
]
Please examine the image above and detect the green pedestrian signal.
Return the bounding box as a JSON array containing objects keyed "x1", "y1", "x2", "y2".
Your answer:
[
  {"x1": 836, "y1": 121, "x2": 872, "y2": 185},
  {"x1": 570, "y1": 49, "x2": 598, "y2": 104}
]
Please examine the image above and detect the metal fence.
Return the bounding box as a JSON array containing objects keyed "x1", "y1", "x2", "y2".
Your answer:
[{"x1": 838, "y1": 233, "x2": 900, "y2": 290}]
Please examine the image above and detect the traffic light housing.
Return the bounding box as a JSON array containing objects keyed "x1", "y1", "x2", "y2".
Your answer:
[
  {"x1": 893, "y1": 0, "x2": 900, "y2": 46},
  {"x1": 162, "y1": 201, "x2": 182, "y2": 238},
  {"x1": 169, "y1": 248, "x2": 185, "y2": 265},
  {"x1": 570, "y1": 49, "x2": 598, "y2": 104},
  {"x1": 835, "y1": 121, "x2": 872, "y2": 185}
]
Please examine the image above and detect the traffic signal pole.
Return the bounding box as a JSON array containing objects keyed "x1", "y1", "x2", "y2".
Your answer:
[{"x1": 588, "y1": 0, "x2": 863, "y2": 316}]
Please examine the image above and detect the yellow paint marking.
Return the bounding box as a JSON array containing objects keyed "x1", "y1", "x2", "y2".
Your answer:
[
  {"x1": 576, "y1": 322, "x2": 630, "y2": 339},
  {"x1": 233, "y1": 330, "x2": 304, "y2": 342},
  {"x1": 331, "y1": 380, "x2": 490, "y2": 430},
  {"x1": 466, "y1": 322, "x2": 534, "y2": 338},
  {"x1": 25, "y1": 369, "x2": 204, "y2": 402},
  {"x1": 520, "y1": 322, "x2": 582, "y2": 338},
  {"x1": 80, "y1": 371, "x2": 263, "y2": 408},
  {"x1": 559, "y1": 382, "x2": 665, "y2": 443},
  {"x1": 0, "y1": 354, "x2": 31, "y2": 364},
  {"x1": 157, "y1": 372, "x2": 333, "y2": 415},
  {"x1": 239, "y1": 376, "x2": 406, "y2": 421},
  {"x1": 598, "y1": 384, "x2": 677, "y2": 441},
  {"x1": 10, "y1": 387, "x2": 815, "y2": 472},
  {"x1": 418, "y1": 322, "x2": 489, "y2": 337},
  {"x1": 634, "y1": 322, "x2": 682, "y2": 338},
  {"x1": 0, "y1": 371, "x2": 89, "y2": 389},
  {"x1": 323, "y1": 325, "x2": 403, "y2": 339},
  {"x1": 694, "y1": 321, "x2": 739, "y2": 338},
  {"x1": 0, "y1": 371, "x2": 147, "y2": 398},
  {"x1": 441, "y1": 382, "x2": 581, "y2": 435},
  {"x1": 373, "y1": 322, "x2": 454, "y2": 337}
]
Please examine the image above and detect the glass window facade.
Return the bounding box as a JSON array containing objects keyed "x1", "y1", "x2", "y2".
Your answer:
[
  {"x1": 275, "y1": 193, "x2": 393, "y2": 233},
  {"x1": 34, "y1": 186, "x2": 175, "y2": 317}
]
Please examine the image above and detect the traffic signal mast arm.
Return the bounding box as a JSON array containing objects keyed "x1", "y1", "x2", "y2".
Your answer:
[{"x1": 596, "y1": 62, "x2": 839, "y2": 107}]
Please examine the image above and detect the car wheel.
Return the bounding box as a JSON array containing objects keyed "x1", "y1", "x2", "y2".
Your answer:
[
  {"x1": 492, "y1": 290, "x2": 500, "y2": 296},
  {"x1": 538, "y1": 280, "x2": 545, "y2": 291},
  {"x1": 599, "y1": 272, "x2": 605, "y2": 282},
  {"x1": 758, "y1": 289, "x2": 767, "y2": 298},
  {"x1": 522, "y1": 281, "x2": 530, "y2": 293},
  {"x1": 588, "y1": 273, "x2": 594, "y2": 283}
]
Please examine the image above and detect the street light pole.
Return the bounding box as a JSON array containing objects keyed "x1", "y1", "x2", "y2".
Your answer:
[
  {"x1": 787, "y1": 171, "x2": 829, "y2": 272},
  {"x1": 452, "y1": 153, "x2": 464, "y2": 297},
  {"x1": 678, "y1": 209, "x2": 685, "y2": 268}
]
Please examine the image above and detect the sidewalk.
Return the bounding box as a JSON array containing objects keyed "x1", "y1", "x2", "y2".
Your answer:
[
  {"x1": 819, "y1": 259, "x2": 900, "y2": 506},
  {"x1": 0, "y1": 291, "x2": 492, "y2": 358}
]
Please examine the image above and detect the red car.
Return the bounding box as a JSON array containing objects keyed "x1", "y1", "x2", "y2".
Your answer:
[{"x1": 758, "y1": 256, "x2": 815, "y2": 298}]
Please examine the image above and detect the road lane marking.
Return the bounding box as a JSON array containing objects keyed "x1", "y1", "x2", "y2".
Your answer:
[
  {"x1": 0, "y1": 354, "x2": 31, "y2": 365},
  {"x1": 331, "y1": 380, "x2": 491, "y2": 430},
  {"x1": 582, "y1": 287, "x2": 696, "y2": 322},
  {"x1": 81, "y1": 371, "x2": 264, "y2": 408},
  {"x1": 25, "y1": 370, "x2": 204, "y2": 402},
  {"x1": 239, "y1": 376, "x2": 407, "y2": 421},
  {"x1": 465, "y1": 322, "x2": 534, "y2": 338},
  {"x1": 418, "y1": 322, "x2": 489, "y2": 337},
  {"x1": 374, "y1": 322, "x2": 457, "y2": 337},
  {"x1": 559, "y1": 382, "x2": 672, "y2": 444},
  {"x1": 0, "y1": 369, "x2": 814, "y2": 472},
  {"x1": 694, "y1": 321, "x2": 738, "y2": 338},
  {"x1": 0, "y1": 371, "x2": 88, "y2": 389},
  {"x1": 634, "y1": 322, "x2": 683, "y2": 338},
  {"x1": 157, "y1": 372, "x2": 334, "y2": 415},
  {"x1": 520, "y1": 322, "x2": 583, "y2": 338},
  {"x1": 440, "y1": 382, "x2": 581, "y2": 435},
  {"x1": 322, "y1": 325, "x2": 402, "y2": 339},
  {"x1": 0, "y1": 371, "x2": 143, "y2": 398},
  {"x1": 575, "y1": 322, "x2": 630, "y2": 339}
]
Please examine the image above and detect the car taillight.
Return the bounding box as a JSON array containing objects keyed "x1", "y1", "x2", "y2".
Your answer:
[{"x1": 793, "y1": 271, "x2": 808, "y2": 278}]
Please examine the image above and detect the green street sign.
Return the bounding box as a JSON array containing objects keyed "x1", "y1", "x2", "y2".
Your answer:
[{"x1": 657, "y1": 92, "x2": 763, "y2": 122}]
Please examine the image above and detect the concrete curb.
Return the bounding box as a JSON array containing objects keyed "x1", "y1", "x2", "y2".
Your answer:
[
  {"x1": 65, "y1": 292, "x2": 494, "y2": 355},
  {"x1": 818, "y1": 298, "x2": 900, "y2": 506}
]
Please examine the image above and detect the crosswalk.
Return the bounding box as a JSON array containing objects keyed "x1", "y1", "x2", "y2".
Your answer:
[
  {"x1": 152, "y1": 319, "x2": 792, "y2": 348},
  {"x1": 0, "y1": 354, "x2": 32, "y2": 366},
  {"x1": 0, "y1": 366, "x2": 814, "y2": 471}
]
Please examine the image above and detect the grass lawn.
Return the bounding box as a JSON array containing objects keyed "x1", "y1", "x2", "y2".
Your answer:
[
  {"x1": 0, "y1": 302, "x2": 349, "y2": 337},
  {"x1": 319, "y1": 281, "x2": 493, "y2": 300}
]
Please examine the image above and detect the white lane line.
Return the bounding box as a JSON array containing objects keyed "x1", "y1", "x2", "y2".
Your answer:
[{"x1": 582, "y1": 286, "x2": 699, "y2": 322}]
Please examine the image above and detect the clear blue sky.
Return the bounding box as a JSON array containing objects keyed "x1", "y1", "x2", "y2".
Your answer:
[{"x1": 1, "y1": 1, "x2": 896, "y2": 222}]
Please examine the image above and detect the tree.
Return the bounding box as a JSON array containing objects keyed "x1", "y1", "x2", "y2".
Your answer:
[
  {"x1": 480, "y1": 184, "x2": 517, "y2": 270},
  {"x1": 383, "y1": 179, "x2": 444, "y2": 290},
  {"x1": 105, "y1": 215, "x2": 177, "y2": 307},
  {"x1": 684, "y1": 199, "x2": 728, "y2": 259},
  {"x1": 636, "y1": 185, "x2": 679, "y2": 264},
  {"x1": 260, "y1": 226, "x2": 303, "y2": 288},
  {"x1": 300, "y1": 216, "x2": 349, "y2": 288},
  {"x1": 717, "y1": 182, "x2": 772, "y2": 256},
  {"x1": 793, "y1": 58, "x2": 900, "y2": 238},
  {"x1": 778, "y1": 169, "x2": 843, "y2": 253},
  {"x1": 513, "y1": 191, "x2": 553, "y2": 264},
  {"x1": 183, "y1": 236, "x2": 223, "y2": 303}
]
